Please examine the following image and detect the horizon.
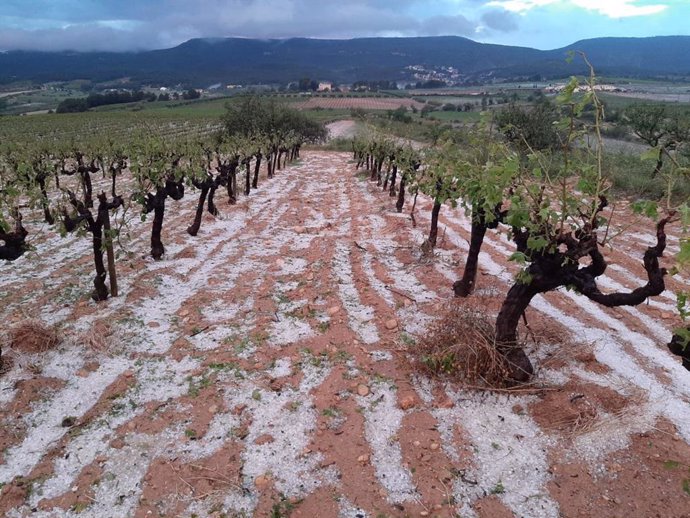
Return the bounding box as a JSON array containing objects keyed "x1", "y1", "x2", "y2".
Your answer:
[
  {"x1": 1, "y1": 0, "x2": 688, "y2": 53},
  {"x1": 2, "y1": 32, "x2": 689, "y2": 55}
]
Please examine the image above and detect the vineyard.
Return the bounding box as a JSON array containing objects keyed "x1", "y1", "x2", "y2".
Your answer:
[
  {"x1": 295, "y1": 98, "x2": 425, "y2": 112},
  {"x1": 1, "y1": 73, "x2": 690, "y2": 518}
]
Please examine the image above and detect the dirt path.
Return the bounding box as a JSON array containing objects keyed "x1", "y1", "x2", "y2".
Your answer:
[
  {"x1": 1, "y1": 151, "x2": 690, "y2": 518},
  {"x1": 326, "y1": 120, "x2": 358, "y2": 140}
]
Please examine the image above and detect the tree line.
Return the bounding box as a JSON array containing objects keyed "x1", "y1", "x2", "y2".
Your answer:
[{"x1": 56, "y1": 89, "x2": 202, "y2": 113}]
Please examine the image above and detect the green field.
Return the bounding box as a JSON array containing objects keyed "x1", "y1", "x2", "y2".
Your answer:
[
  {"x1": 0, "y1": 88, "x2": 87, "y2": 115},
  {"x1": 427, "y1": 110, "x2": 482, "y2": 123}
]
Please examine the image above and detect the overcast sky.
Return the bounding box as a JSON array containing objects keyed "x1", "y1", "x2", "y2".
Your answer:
[{"x1": 0, "y1": 0, "x2": 687, "y2": 52}]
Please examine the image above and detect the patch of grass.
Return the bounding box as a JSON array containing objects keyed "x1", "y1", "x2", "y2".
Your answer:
[
  {"x1": 286, "y1": 401, "x2": 301, "y2": 412},
  {"x1": 251, "y1": 389, "x2": 262, "y2": 401},
  {"x1": 428, "y1": 110, "x2": 481, "y2": 123},
  {"x1": 22, "y1": 474, "x2": 50, "y2": 498},
  {"x1": 333, "y1": 350, "x2": 352, "y2": 363},
  {"x1": 322, "y1": 407, "x2": 339, "y2": 418},
  {"x1": 117, "y1": 314, "x2": 146, "y2": 328},
  {"x1": 253, "y1": 331, "x2": 270, "y2": 345},
  {"x1": 309, "y1": 351, "x2": 330, "y2": 368},
  {"x1": 372, "y1": 373, "x2": 393, "y2": 385},
  {"x1": 270, "y1": 495, "x2": 297, "y2": 518},
  {"x1": 285, "y1": 309, "x2": 305, "y2": 320},
  {"x1": 237, "y1": 340, "x2": 252, "y2": 355},
  {"x1": 317, "y1": 321, "x2": 330, "y2": 333},
  {"x1": 209, "y1": 362, "x2": 239, "y2": 371},
  {"x1": 604, "y1": 150, "x2": 690, "y2": 200},
  {"x1": 187, "y1": 375, "x2": 212, "y2": 397},
  {"x1": 275, "y1": 292, "x2": 291, "y2": 305},
  {"x1": 67, "y1": 424, "x2": 85, "y2": 438},
  {"x1": 71, "y1": 502, "x2": 89, "y2": 513},
  {"x1": 490, "y1": 480, "x2": 505, "y2": 495},
  {"x1": 399, "y1": 332, "x2": 416, "y2": 346},
  {"x1": 185, "y1": 428, "x2": 198, "y2": 439}
]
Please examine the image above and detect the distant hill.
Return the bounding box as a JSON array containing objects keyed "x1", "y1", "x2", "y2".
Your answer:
[{"x1": 1, "y1": 35, "x2": 690, "y2": 87}]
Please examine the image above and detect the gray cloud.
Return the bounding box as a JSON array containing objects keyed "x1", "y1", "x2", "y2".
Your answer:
[
  {"x1": 419, "y1": 14, "x2": 477, "y2": 37},
  {"x1": 0, "y1": 25, "x2": 162, "y2": 52},
  {"x1": 0, "y1": 0, "x2": 488, "y2": 51},
  {"x1": 2, "y1": 1, "x2": 687, "y2": 52},
  {"x1": 481, "y1": 8, "x2": 519, "y2": 32}
]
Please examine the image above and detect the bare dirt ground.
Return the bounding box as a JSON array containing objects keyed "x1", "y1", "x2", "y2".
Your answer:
[{"x1": 1, "y1": 150, "x2": 690, "y2": 518}]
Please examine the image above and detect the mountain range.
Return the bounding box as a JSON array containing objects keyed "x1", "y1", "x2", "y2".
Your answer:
[{"x1": 1, "y1": 35, "x2": 689, "y2": 87}]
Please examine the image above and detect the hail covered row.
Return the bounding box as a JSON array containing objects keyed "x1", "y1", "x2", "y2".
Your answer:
[
  {"x1": 0, "y1": 97, "x2": 326, "y2": 301},
  {"x1": 352, "y1": 72, "x2": 690, "y2": 383}
]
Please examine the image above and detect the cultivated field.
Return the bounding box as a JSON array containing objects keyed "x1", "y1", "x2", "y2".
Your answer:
[
  {"x1": 295, "y1": 98, "x2": 424, "y2": 112},
  {"x1": 1, "y1": 150, "x2": 690, "y2": 517}
]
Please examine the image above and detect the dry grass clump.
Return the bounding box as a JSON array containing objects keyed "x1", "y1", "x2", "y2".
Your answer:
[
  {"x1": 78, "y1": 320, "x2": 113, "y2": 353},
  {"x1": 7, "y1": 319, "x2": 61, "y2": 354},
  {"x1": 417, "y1": 300, "x2": 512, "y2": 388}
]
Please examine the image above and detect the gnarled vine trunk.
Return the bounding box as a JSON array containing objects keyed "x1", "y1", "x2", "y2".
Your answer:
[
  {"x1": 395, "y1": 173, "x2": 406, "y2": 213},
  {"x1": 454, "y1": 204, "x2": 504, "y2": 298},
  {"x1": 0, "y1": 210, "x2": 28, "y2": 261},
  {"x1": 428, "y1": 200, "x2": 442, "y2": 247},
  {"x1": 252, "y1": 154, "x2": 262, "y2": 189},
  {"x1": 37, "y1": 176, "x2": 54, "y2": 225},
  {"x1": 150, "y1": 194, "x2": 166, "y2": 260},
  {"x1": 208, "y1": 184, "x2": 219, "y2": 216},
  {"x1": 99, "y1": 194, "x2": 118, "y2": 297},
  {"x1": 187, "y1": 183, "x2": 210, "y2": 236},
  {"x1": 495, "y1": 215, "x2": 671, "y2": 383},
  {"x1": 389, "y1": 165, "x2": 398, "y2": 197},
  {"x1": 64, "y1": 190, "x2": 123, "y2": 301},
  {"x1": 147, "y1": 180, "x2": 184, "y2": 260}
]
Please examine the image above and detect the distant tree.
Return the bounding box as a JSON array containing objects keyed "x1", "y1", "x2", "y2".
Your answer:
[
  {"x1": 415, "y1": 80, "x2": 446, "y2": 89},
  {"x1": 389, "y1": 106, "x2": 412, "y2": 123},
  {"x1": 56, "y1": 98, "x2": 89, "y2": 113},
  {"x1": 625, "y1": 104, "x2": 669, "y2": 177},
  {"x1": 298, "y1": 78, "x2": 318, "y2": 92},
  {"x1": 350, "y1": 107, "x2": 367, "y2": 119},
  {"x1": 495, "y1": 100, "x2": 561, "y2": 153},
  {"x1": 420, "y1": 105, "x2": 435, "y2": 118},
  {"x1": 182, "y1": 89, "x2": 201, "y2": 100},
  {"x1": 625, "y1": 104, "x2": 666, "y2": 148}
]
